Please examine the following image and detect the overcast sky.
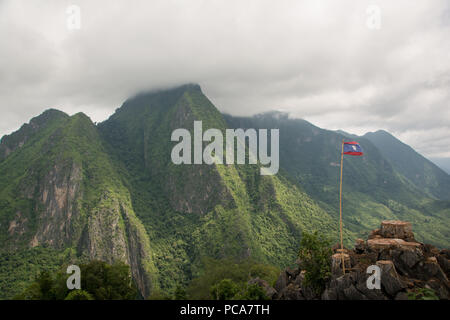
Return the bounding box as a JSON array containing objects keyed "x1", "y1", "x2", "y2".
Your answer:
[{"x1": 1, "y1": 0, "x2": 449, "y2": 159}]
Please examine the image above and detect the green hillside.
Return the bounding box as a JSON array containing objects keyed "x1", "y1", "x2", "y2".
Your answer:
[
  {"x1": 98, "y1": 84, "x2": 337, "y2": 293},
  {"x1": 224, "y1": 112, "x2": 450, "y2": 248},
  {"x1": 0, "y1": 85, "x2": 337, "y2": 299},
  {"x1": 430, "y1": 158, "x2": 450, "y2": 175},
  {"x1": 0, "y1": 110, "x2": 158, "y2": 298},
  {"x1": 364, "y1": 130, "x2": 450, "y2": 200},
  {"x1": 0, "y1": 84, "x2": 448, "y2": 299}
]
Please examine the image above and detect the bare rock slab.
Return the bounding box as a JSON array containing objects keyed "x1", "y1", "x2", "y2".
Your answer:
[
  {"x1": 367, "y1": 238, "x2": 421, "y2": 251},
  {"x1": 376, "y1": 260, "x2": 407, "y2": 297},
  {"x1": 380, "y1": 220, "x2": 415, "y2": 242}
]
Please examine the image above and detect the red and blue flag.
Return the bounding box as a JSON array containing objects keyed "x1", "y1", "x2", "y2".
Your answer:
[{"x1": 343, "y1": 141, "x2": 363, "y2": 156}]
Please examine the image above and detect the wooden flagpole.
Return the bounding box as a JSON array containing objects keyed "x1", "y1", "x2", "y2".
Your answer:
[{"x1": 339, "y1": 139, "x2": 345, "y2": 274}]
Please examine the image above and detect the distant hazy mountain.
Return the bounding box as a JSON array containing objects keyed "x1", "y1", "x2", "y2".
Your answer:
[
  {"x1": 364, "y1": 130, "x2": 450, "y2": 200},
  {"x1": 430, "y1": 157, "x2": 450, "y2": 175},
  {"x1": 225, "y1": 112, "x2": 450, "y2": 248},
  {"x1": 0, "y1": 84, "x2": 448, "y2": 300}
]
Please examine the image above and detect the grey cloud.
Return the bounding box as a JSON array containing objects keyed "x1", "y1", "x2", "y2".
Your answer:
[{"x1": 0, "y1": 0, "x2": 449, "y2": 159}]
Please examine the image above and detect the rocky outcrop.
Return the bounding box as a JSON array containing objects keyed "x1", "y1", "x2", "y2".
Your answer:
[
  {"x1": 120, "y1": 203, "x2": 159, "y2": 298},
  {"x1": 370, "y1": 220, "x2": 415, "y2": 242},
  {"x1": 254, "y1": 220, "x2": 450, "y2": 300},
  {"x1": 1, "y1": 112, "x2": 159, "y2": 299},
  {"x1": 30, "y1": 162, "x2": 83, "y2": 248}
]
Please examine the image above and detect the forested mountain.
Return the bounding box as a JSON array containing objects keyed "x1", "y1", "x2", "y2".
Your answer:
[
  {"x1": 0, "y1": 84, "x2": 448, "y2": 299},
  {"x1": 0, "y1": 84, "x2": 335, "y2": 298},
  {"x1": 0, "y1": 109, "x2": 158, "y2": 298},
  {"x1": 224, "y1": 112, "x2": 450, "y2": 248},
  {"x1": 364, "y1": 130, "x2": 450, "y2": 200},
  {"x1": 430, "y1": 158, "x2": 450, "y2": 175}
]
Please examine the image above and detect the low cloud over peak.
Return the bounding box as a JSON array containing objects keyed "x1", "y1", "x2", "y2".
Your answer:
[{"x1": 1, "y1": 0, "x2": 449, "y2": 158}]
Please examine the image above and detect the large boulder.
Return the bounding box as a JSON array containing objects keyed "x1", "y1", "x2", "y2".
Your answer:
[
  {"x1": 323, "y1": 272, "x2": 375, "y2": 300},
  {"x1": 277, "y1": 283, "x2": 304, "y2": 300},
  {"x1": 441, "y1": 249, "x2": 450, "y2": 260},
  {"x1": 355, "y1": 239, "x2": 366, "y2": 253},
  {"x1": 367, "y1": 238, "x2": 421, "y2": 251},
  {"x1": 391, "y1": 247, "x2": 424, "y2": 276},
  {"x1": 436, "y1": 255, "x2": 450, "y2": 274},
  {"x1": 331, "y1": 253, "x2": 351, "y2": 276},
  {"x1": 376, "y1": 260, "x2": 407, "y2": 297},
  {"x1": 274, "y1": 270, "x2": 288, "y2": 293},
  {"x1": 425, "y1": 279, "x2": 449, "y2": 300},
  {"x1": 368, "y1": 228, "x2": 381, "y2": 240},
  {"x1": 274, "y1": 220, "x2": 449, "y2": 300},
  {"x1": 417, "y1": 257, "x2": 449, "y2": 284},
  {"x1": 380, "y1": 220, "x2": 415, "y2": 242}
]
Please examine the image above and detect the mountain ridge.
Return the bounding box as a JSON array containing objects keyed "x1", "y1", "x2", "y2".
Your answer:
[
  {"x1": 364, "y1": 129, "x2": 450, "y2": 200},
  {"x1": 224, "y1": 110, "x2": 450, "y2": 248},
  {"x1": 0, "y1": 84, "x2": 448, "y2": 299}
]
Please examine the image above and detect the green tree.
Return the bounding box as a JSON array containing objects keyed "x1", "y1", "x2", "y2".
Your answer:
[
  {"x1": 65, "y1": 290, "x2": 94, "y2": 300},
  {"x1": 187, "y1": 258, "x2": 279, "y2": 300},
  {"x1": 174, "y1": 285, "x2": 187, "y2": 300},
  {"x1": 36, "y1": 271, "x2": 55, "y2": 300},
  {"x1": 407, "y1": 288, "x2": 439, "y2": 300},
  {"x1": 13, "y1": 282, "x2": 42, "y2": 300},
  {"x1": 298, "y1": 231, "x2": 332, "y2": 295},
  {"x1": 210, "y1": 279, "x2": 240, "y2": 300},
  {"x1": 14, "y1": 260, "x2": 138, "y2": 300},
  {"x1": 147, "y1": 289, "x2": 172, "y2": 300},
  {"x1": 236, "y1": 284, "x2": 268, "y2": 300},
  {"x1": 80, "y1": 260, "x2": 137, "y2": 300}
]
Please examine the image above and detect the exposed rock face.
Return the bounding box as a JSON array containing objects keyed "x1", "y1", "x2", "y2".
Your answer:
[
  {"x1": 1, "y1": 112, "x2": 159, "y2": 299},
  {"x1": 367, "y1": 238, "x2": 421, "y2": 250},
  {"x1": 331, "y1": 253, "x2": 350, "y2": 276},
  {"x1": 254, "y1": 221, "x2": 450, "y2": 300},
  {"x1": 379, "y1": 220, "x2": 415, "y2": 242},
  {"x1": 164, "y1": 95, "x2": 235, "y2": 215},
  {"x1": 31, "y1": 162, "x2": 83, "y2": 249},
  {"x1": 376, "y1": 260, "x2": 407, "y2": 297}
]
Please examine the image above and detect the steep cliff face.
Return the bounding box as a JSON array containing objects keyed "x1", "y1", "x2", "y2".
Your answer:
[
  {"x1": 0, "y1": 111, "x2": 158, "y2": 298},
  {"x1": 268, "y1": 221, "x2": 449, "y2": 300},
  {"x1": 30, "y1": 161, "x2": 83, "y2": 248},
  {"x1": 98, "y1": 84, "x2": 337, "y2": 293},
  {"x1": 3, "y1": 84, "x2": 446, "y2": 300}
]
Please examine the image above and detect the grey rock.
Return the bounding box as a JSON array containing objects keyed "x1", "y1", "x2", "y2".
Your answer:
[
  {"x1": 436, "y1": 255, "x2": 450, "y2": 274},
  {"x1": 394, "y1": 292, "x2": 408, "y2": 300},
  {"x1": 380, "y1": 220, "x2": 415, "y2": 242},
  {"x1": 321, "y1": 287, "x2": 338, "y2": 300},
  {"x1": 440, "y1": 249, "x2": 450, "y2": 260},
  {"x1": 426, "y1": 279, "x2": 449, "y2": 300},
  {"x1": 301, "y1": 285, "x2": 318, "y2": 300},
  {"x1": 376, "y1": 260, "x2": 407, "y2": 297},
  {"x1": 274, "y1": 271, "x2": 288, "y2": 293},
  {"x1": 343, "y1": 284, "x2": 368, "y2": 300},
  {"x1": 278, "y1": 283, "x2": 304, "y2": 300},
  {"x1": 355, "y1": 281, "x2": 387, "y2": 300},
  {"x1": 420, "y1": 259, "x2": 449, "y2": 283},
  {"x1": 401, "y1": 248, "x2": 423, "y2": 269}
]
